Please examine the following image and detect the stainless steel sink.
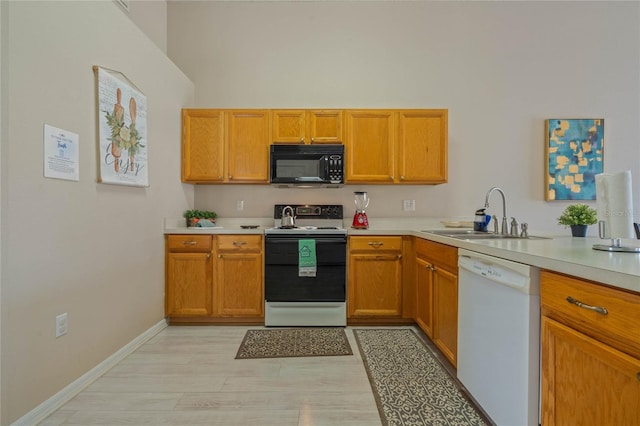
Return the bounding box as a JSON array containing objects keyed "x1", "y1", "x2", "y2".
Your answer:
[{"x1": 422, "y1": 229, "x2": 551, "y2": 240}]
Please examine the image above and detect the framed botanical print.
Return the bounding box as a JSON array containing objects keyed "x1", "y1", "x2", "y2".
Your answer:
[
  {"x1": 94, "y1": 66, "x2": 148, "y2": 187},
  {"x1": 545, "y1": 118, "x2": 604, "y2": 200}
]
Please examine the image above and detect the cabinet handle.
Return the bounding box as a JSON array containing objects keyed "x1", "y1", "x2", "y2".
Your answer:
[
  {"x1": 301, "y1": 137, "x2": 305, "y2": 143},
  {"x1": 311, "y1": 137, "x2": 315, "y2": 143},
  {"x1": 566, "y1": 296, "x2": 608, "y2": 315},
  {"x1": 368, "y1": 241, "x2": 384, "y2": 248},
  {"x1": 233, "y1": 241, "x2": 247, "y2": 246},
  {"x1": 389, "y1": 176, "x2": 394, "y2": 181},
  {"x1": 182, "y1": 241, "x2": 197, "y2": 246},
  {"x1": 400, "y1": 175, "x2": 405, "y2": 180}
]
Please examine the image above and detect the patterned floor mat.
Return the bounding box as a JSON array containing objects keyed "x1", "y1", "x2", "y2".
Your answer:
[
  {"x1": 235, "y1": 328, "x2": 353, "y2": 359},
  {"x1": 353, "y1": 328, "x2": 487, "y2": 426}
]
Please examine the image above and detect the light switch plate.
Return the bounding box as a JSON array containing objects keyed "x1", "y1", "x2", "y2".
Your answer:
[{"x1": 403, "y1": 200, "x2": 415, "y2": 211}]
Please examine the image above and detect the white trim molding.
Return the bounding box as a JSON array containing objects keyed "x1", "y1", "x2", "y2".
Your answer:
[{"x1": 11, "y1": 319, "x2": 168, "y2": 426}]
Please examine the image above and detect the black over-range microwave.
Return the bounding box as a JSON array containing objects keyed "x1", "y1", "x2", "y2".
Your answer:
[{"x1": 269, "y1": 144, "x2": 344, "y2": 188}]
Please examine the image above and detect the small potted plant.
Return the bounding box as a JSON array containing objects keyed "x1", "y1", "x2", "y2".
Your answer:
[
  {"x1": 557, "y1": 203, "x2": 597, "y2": 237},
  {"x1": 184, "y1": 209, "x2": 217, "y2": 227}
]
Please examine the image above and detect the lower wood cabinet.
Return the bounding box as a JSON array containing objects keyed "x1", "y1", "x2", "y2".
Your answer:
[
  {"x1": 414, "y1": 238, "x2": 458, "y2": 367},
  {"x1": 165, "y1": 234, "x2": 264, "y2": 323},
  {"x1": 348, "y1": 236, "x2": 403, "y2": 319},
  {"x1": 541, "y1": 270, "x2": 640, "y2": 425},
  {"x1": 214, "y1": 235, "x2": 264, "y2": 317},
  {"x1": 165, "y1": 235, "x2": 213, "y2": 317}
]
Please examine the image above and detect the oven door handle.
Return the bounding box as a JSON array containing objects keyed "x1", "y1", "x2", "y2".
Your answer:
[{"x1": 266, "y1": 237, "x2": 346, "y2": 244}]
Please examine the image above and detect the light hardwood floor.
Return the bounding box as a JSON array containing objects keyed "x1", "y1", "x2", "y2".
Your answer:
[{"x1": 39, "y1": 325, "x2": 476, "y2": 426}]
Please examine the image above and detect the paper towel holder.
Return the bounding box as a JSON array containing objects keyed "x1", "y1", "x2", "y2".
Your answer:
[{"x1": 592, "y1": 220, "x2": 640, "y2": 253}]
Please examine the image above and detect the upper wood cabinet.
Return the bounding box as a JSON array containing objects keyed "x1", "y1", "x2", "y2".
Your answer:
[
  {"x1": 345, "y1": 110, "x2": 396, "y2": 182},
  {"x1": 398, "y1": 110, "x2": 447, "y2": 183},
  {"x1": 271, "y1": 109, "x2": 343, "y2": 144},
  {"x1": 226, "y1": 110, "x2": 270, "y2": 183},
  {"x1": 345, "y1": 109, "x2": 448, "y2": 184},
  {"x1": 182, "y1": 108, "x2": 446, "y2": 184},
  {"x1": 181, "y1": 109, "x2": 270, "y2": 184},
  {"x1": 182, "y1": 109, "x2": 225, "y2": 182}
]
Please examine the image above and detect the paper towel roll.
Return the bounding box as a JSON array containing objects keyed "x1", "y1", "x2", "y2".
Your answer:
[{"x1": 595, "y1": 171, "x2": 635, "y2": 239}]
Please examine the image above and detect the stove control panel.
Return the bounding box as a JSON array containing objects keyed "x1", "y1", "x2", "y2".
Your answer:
[{"x1": 274, "y1": 204, "x2": 343, "y2": 220}]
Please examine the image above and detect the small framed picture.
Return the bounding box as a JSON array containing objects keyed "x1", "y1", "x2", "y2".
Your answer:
[{"x1": 545, "y1": 118, "x2": 604, "y2": 201}]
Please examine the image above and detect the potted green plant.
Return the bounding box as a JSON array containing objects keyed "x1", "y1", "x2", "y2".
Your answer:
[
  {"x1": 184, "y1": 209, "x2": 217, "y2": 227},
  {"x1": 557, "y1": 203, "x2": 597, "y2": 237}
]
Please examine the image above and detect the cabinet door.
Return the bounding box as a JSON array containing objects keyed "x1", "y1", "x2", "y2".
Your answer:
[
  {"x1": 181, "y1": 109, "x2": 225, "y2": 182},
  {"x1": 227, "y1": 110, "x2": 270, "y2": 183},
  {"x1": 397, "y1": 110, "x2": 447, "y2": 183},
  {"x1": 271, "y1": 110, "x2": 306, "y2": 144},
  {"x1": 542, "y1": 317, "x2": 640, "y2": 426},
  {"x1": 307, "y1": 110, "x2": 343, "y2": 144},
  {"x1": 345, "y1": 110, "x2": 396, "y2": 182},
  {"x1": 215, "y1": 252, "x2": 264, "y2": 317},
  {"x1": 348, "y1": 253, "x2": 402, "y2": 317},
  {"x1": 166, "y1": 251, "x2": 212, "y2": 316},
  {"x1": 415, "y1": 257, "x2": 434, "y2": 338},
  {"x1": 433, "y1": 266, "x2": 458, "y2": 367}
]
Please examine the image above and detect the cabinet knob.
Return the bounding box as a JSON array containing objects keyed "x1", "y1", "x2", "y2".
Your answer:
[
  {"x1": 228, "y1": 175, "x2": 233, "y2": 180},
  {"x1": 311, "y1": 137, "x2": 315, "y2": 143},
  {"x1": 206, "y1": 253, "x2": 211, "y2": 260},
  {"x1": 400, "y1": 176, "x2": 405, "y2": 180},
  {"x1": 389, "y1": 176, "x2": 394, "y2": 181},
  {"x1": 301, "y1": 137, "x2": 305, "y2": 144}
]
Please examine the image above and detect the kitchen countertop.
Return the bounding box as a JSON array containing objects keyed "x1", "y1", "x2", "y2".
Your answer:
[{"x1": 164, "y1": 217, "x2": 640, "y2": 294}]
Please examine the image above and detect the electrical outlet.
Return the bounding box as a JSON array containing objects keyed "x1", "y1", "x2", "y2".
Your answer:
[
  {"x1": 403, "y1": 199, "x2": 416, "y2": 212},
  {"x1": 236, "y1": 200, "x2": 244, "y2": 211},
  {"x1": 56, "y1": 313, "x2": 68, "y2": 338}
]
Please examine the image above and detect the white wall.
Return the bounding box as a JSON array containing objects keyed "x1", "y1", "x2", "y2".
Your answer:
[
  {"x1": 128, "y1": 0, "x2": 167, "y2": 53},
  {"x1": 0, "y1": 1, "x2": 194, "y2": 423},
  {"x1": 167, "y1": 1, "x2": 640, "y2": 233}
]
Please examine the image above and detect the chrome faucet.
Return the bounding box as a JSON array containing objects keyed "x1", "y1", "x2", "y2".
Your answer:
[{"x1": 484, "y1": 187, "x2": 508, "y2": 235}]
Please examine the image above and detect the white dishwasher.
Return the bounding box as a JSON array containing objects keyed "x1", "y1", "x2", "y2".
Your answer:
[{"x1": 457, "y1": 249, "x2": 540, "y2": 426}]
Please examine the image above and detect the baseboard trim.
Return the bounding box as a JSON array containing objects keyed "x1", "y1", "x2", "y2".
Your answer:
[{"x1": 11, "y1": 318, "x2": 168, "y2": 426}]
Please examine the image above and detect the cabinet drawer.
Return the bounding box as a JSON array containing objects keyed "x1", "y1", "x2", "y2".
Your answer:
[
  {"x1": 349, "y1": 236, "x2": 402, "y2": 252},
  {"x1": 541, "y1": 270, "x2": 640, "y2": 358},
  {"x1": 166, "y1": 235, "x2": 212, "y2": 251},
  {"x1": 415, "y1": 237, "x2": 457, "y2": 271},
  {"x1": 217, "y1": 235, "x2": 263, "y2": 252}
]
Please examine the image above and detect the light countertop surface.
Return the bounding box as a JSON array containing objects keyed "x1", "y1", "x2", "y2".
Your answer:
[{"x1": 165, "y1": 217, "x2": 640, "y2": 293}]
